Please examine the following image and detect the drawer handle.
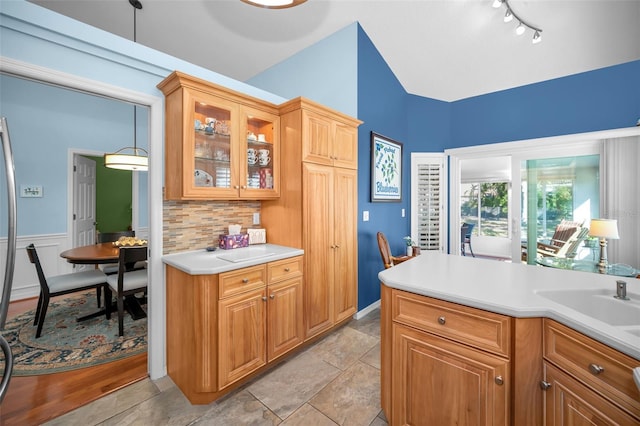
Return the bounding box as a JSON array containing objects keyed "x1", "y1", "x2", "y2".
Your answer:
[
  {"x1": 284, "y1": 267, "x2": 290, "y2": 272},
  {"x1": 540, "y1": 380, "x2": 552, "y2": 390},
  {"x1": 437, "y1": 316, "x2": 446, "y2": 325},
  {"x1": 242, "y1": 278, "x2": 249, "y2": 283},
  {"x1": 589, "y1": 364, "x2": 605, "y2": 375},
  {"x1": 494, "y1": 376, "x2": 504, "y2": 386}
]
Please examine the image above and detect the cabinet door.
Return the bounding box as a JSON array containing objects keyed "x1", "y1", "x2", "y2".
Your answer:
[
  {"x1": 184, "y1": 88, "x2": 240, "y2": 199},
  {"x1": 543, "y1": 362, "x2": 638, "y2": 426},
  {"x1": 392, "y1": 324, "x2": 509, "y2": 426},
  {"x1": 302, "y1": 163, "x2": 334, "y2": 339},
  {"x1": 333, "y1": 167, "x2": 357, "y2": 323},
  {"x1": 332, "y1": 122, "x2": 358, "y2": 169},
  {"x1": 240, "y1": 106, "x2": 280, "y2": 199},
  {"x1": 301, "y1": 110, "x2": 333, "y2": 166},
  {"x1": 218, "y1": 288, "x2": 266, "y2": 389},
  {"x1": 267, "y1": 277, "x2": 304, "y2": 362}
]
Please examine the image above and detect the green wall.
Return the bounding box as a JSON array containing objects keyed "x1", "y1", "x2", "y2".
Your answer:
[{"x1": 89, "y1": 155, "x2": 132, "y2": 233}]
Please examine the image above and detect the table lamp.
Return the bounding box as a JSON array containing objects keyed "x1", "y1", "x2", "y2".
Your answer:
[{"x1": 588, "y1": 219, "x2": 619, "y2": 273}]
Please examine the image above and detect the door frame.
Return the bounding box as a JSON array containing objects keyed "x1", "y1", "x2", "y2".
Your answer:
[
  {"x1": 68, "y1": 150, "x2": 141, "y2": 249},
  {"x1": 1, "y1": 57, "x2": 165, "y2": 380},
  {"x1": 446, "y1": 127, "x2": 640, "y2": 262}
]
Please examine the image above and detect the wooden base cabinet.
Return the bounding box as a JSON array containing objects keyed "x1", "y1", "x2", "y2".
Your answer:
[
  {"x1": 392, "y1": 323, "x2": 509, "y2": 426},
  {"x1": 166, "y1": 255, "x2": 304, "y2": 404},
  {"x1": 543, "y1": 362, "x2": 638, "y2": 426},
  {"x1": 542, "y1": 320, "x2": 640, "y2": 425}
]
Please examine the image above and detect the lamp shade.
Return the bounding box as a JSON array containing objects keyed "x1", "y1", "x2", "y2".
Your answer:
[
  {"x1": 104, "y1": 147, "x2": 148, "y2": 171},
  {"x1": 589, "y1": 219, "x2": 619, "y2": 239}
]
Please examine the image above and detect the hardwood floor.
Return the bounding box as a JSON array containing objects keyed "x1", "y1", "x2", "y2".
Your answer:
[{"x1": 1, "y1": 297, "x2": 148, "y2": 425}]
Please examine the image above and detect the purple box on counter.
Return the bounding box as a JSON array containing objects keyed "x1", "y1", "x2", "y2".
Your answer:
[{"x1": 219, "y1": 233, "x2": 249, "y2": 250}]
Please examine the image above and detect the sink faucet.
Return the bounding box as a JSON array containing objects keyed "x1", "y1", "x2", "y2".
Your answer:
[{"x1": 614, "y1": 280, "x2": 630, "y2": 300}]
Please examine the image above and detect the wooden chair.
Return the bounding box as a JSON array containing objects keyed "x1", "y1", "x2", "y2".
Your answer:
[
  {"x1": 94, "y1": 230, "x2": 136, "y2": 308},
  {"x1": 26, "y1": 244, "x2": 108, "y2": 338},
  {"x1": 377, "y1": 232, "x2": 412, "y2": 269},
  {"x1": 105, "y1": 246, "x2": 148, "y2": 337},
  {"x1": 536, "y1": 220, "x2": 587, "y2": 258}
]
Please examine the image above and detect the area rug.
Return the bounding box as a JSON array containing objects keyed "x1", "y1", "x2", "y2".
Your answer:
[{"x1": 0, "y1": 291, "x2": 147, "y2": 376}]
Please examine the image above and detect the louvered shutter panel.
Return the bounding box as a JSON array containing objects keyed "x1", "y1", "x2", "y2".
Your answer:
[{"x1": 416, "y1": 163, "x2": 442, "y2": 250}]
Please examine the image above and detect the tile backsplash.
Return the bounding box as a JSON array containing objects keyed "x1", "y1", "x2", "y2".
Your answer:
[{"x1": 163, "y1": 200, "x2": 260, "y2": 253}]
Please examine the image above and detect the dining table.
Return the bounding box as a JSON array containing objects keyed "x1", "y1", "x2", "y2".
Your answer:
[{"x1": 60, "y1": 242, "x2": 147, "y2": 321}]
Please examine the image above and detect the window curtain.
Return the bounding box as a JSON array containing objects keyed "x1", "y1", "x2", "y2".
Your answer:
[{"x1": 602, "y1": 136, "x2": 640, "y2": 267}]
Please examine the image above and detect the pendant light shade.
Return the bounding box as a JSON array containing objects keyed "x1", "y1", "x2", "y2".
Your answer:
[
  {"x1": 104, "y1": 147, "x2": 148, "y2": 171},
  {"x1": 241, "y1": 0, "x2": 306, "y2": 9},
  {"x1": 105, "y1": 0, "x2": 148, "y2": 172}
]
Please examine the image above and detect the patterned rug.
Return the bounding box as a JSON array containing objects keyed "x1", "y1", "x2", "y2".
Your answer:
[{"x1": 0, "y1": 291, "x2": 147, "y2": 376}]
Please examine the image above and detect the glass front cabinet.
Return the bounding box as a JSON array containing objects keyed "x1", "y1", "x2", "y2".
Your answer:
[{"x1": 158, "y1": 71, "x2": 280, "y2": 200}]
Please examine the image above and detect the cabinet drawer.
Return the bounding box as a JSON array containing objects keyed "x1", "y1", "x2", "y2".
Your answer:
[
  {"x1": 219, "y1": 265, "x2": 266, "y2": 298},
  {"x1": 267, "y1": 256, "x2": 303, "y2": 284},
  {"x1": 391, "y1": 289, "x2": 511, "y2": 358},
  {"x1": 543, "y1": 319, "x2": 640, "y2": 419}
]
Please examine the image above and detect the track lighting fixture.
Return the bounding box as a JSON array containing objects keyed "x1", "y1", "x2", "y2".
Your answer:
[{"x1": 493, "y1": 0, "x2": 543, "y2": 44}]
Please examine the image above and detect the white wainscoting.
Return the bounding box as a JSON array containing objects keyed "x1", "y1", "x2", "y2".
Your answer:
[{"x1": 0, "y1": 228, "x2": 147, "y2": 302}]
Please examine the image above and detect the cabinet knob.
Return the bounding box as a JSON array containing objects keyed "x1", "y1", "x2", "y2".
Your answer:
[
  {"x1": 437, "y1": 316, "x2": 446, "y2": 325},
  {"x1": 539, "y1": 380, "x2": 552, "y2": 390},
  {"x1": 242, "y1": 278, "x2": 249, "y2": 283},
  {"x1": 589, "y1": 364, "x2": 604, "y2": 375},
  {"x1": 270, "y1": 294, "x2": 275, "y2": 299},
  {"x1": 241, "y1": 185, "x2": 247, "y2": 189},
  {"x1": 262, "y1": 296, "x2": 267, "y2": 302},
  {"x1": 494, "y1": 376, "x2": 504, "y2": 386},
  {"x1": 284, "y1": 267, "x2": 290, "y2": 272},
  {"x1": 234, "y1": 185, "x2": 240, "y2": 189}
]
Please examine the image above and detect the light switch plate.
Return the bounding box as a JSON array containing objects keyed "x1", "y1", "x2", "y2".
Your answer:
[{"x1": 20, "y1": 185, "x2": 43, "y2": 198}]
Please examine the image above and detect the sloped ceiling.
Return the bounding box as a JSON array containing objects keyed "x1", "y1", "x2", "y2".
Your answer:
[{"x1": 29, "y1": 0, "x2": 640, "y2": 101}]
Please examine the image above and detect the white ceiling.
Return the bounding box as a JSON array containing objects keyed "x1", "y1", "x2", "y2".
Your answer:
[{"x1": 29, "y1": 0, "x2": 640, "y2": 101}]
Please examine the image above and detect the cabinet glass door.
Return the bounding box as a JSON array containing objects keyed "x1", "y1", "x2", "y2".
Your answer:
[
  {"x1": 242, "y1": 108, "x2": 279, "y2": 197},
  {"x1": 193, "y1": 102, "x2": 233, "y2": 189}
]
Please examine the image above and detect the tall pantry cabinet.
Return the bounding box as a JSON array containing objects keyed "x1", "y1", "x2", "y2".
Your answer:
[{"x1": 262, "y1": 97, "x2": 362, "y2": 340}]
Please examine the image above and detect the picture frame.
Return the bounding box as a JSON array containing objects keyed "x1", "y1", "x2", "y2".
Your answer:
[{"x1": 371, "y1": 132, "x2": 403, "y2": 202}]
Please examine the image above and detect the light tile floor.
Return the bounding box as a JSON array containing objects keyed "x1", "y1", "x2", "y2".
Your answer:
[{"x1": 46, "y1": 308, "x2": 387, "y2": 426}]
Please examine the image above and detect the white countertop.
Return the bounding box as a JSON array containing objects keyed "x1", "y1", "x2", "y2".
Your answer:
[
  {"x1": 162, "y1": 244, "x2": 303, "y2": 275},
  {"x1": 378, "y1": 251, "x2": 640, "y2": 361}
]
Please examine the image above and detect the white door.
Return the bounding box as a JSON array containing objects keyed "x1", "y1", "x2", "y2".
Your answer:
[{"x1": 73, "y1": 155, "x2": 96, "y2": 250}]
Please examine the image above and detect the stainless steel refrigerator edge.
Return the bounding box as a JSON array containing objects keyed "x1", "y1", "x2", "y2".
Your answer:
[{"x1": 0, "y1": 116, "x2": 16, "y2": 402}]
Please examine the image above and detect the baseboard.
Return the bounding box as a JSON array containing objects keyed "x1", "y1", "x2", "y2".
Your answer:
[{"x1": 354, "y1": 299, "x2": 381, "y2": 320}]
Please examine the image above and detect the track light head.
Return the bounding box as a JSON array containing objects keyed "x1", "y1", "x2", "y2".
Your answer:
[
  {"x1": 532, "y1": 30, "x2": 542, "y2": 44},
  {"x1": 492, "y1": 0, "x2": 503, "y2": 8},
  {"x1": 504, "y1": 9, "x2": 513, "y2": 23},
  {"x1": 516, "y1": 22, "x2": 525, "y2": 35}
]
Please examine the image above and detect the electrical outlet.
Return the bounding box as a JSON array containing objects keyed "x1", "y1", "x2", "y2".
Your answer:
[{"x1": 253, "y1": 212, "x2": 260, "y2": 225}]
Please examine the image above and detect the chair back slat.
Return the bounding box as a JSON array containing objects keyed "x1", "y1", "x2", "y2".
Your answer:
[
  {"x1": 26, "y1": 244, "x2": 50, "y2": 297},
  {"x1": 377, "y1": 232, "x2": 393, "y2": 269}
]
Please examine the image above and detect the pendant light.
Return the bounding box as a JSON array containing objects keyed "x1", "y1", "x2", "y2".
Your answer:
[
  {"x1": 104, "y1": 0, "x2": 148, "y2": 171},
  {"x1": 240, "y1": 0, "x2": 306, "y2": 9}
]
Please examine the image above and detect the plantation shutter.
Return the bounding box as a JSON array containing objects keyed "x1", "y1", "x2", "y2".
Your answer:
[{"x1": 411, "y1": 153, "x2": 446, "y2": 252}]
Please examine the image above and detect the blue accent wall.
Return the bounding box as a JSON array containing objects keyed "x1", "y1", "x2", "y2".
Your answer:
[
  {"x1": 450, "y1": 61, "x2": 640, "y2": 148},
  {"x1": 246, "y1": 23, "x2": 358, "y2": 117},
  {"x1": 356, "y1": 25, "x2": 410, "y2": 310}
]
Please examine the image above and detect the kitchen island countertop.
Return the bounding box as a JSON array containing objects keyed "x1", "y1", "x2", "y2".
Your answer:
[{"x1": 378, "y1": 251, "x2": 640, "y2": 360}]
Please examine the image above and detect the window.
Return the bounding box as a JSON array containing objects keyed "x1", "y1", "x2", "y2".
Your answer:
[{"x1": 461, "y1": 182, "x2": 509, "y2": 238}]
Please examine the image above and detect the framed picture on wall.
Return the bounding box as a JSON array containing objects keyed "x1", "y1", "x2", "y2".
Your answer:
[{"x1": 371, "y1": 132, "x2": 402, "y2": 202}]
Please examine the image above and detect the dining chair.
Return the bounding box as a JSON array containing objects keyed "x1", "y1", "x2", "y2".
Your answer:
[
  {"x1": 105, "y1": 246, "x2": 148, "y2": 337},
  {"x1": 377, "y1": 232, "x2": 412, "y2": 269},
  {"x1": 95, "y1": 230, "x2": 142, "y2": 308},
  {"x1": 26, "y1": 244, "x2": 108, "y2": 338},
  {"x1": 461, "y1": 222, "x2": 475, "y2": 257}
]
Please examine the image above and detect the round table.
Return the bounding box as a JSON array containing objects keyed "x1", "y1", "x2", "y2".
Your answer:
[
  {"x1": 537, "y1": 257, "x2": 638, "y2": 277},
  {"x1": 60, "y1": 242, "x2": 120, "y2": 265}
]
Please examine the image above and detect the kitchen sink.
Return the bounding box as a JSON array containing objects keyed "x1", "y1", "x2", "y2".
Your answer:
[{"x1": 536, "y1": 288, "x2": 640, "y2": 326}]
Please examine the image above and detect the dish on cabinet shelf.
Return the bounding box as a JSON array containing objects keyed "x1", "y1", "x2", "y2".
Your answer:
[{"x1": 194, "y1": 169, "x2": 214, "y2": 187}]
